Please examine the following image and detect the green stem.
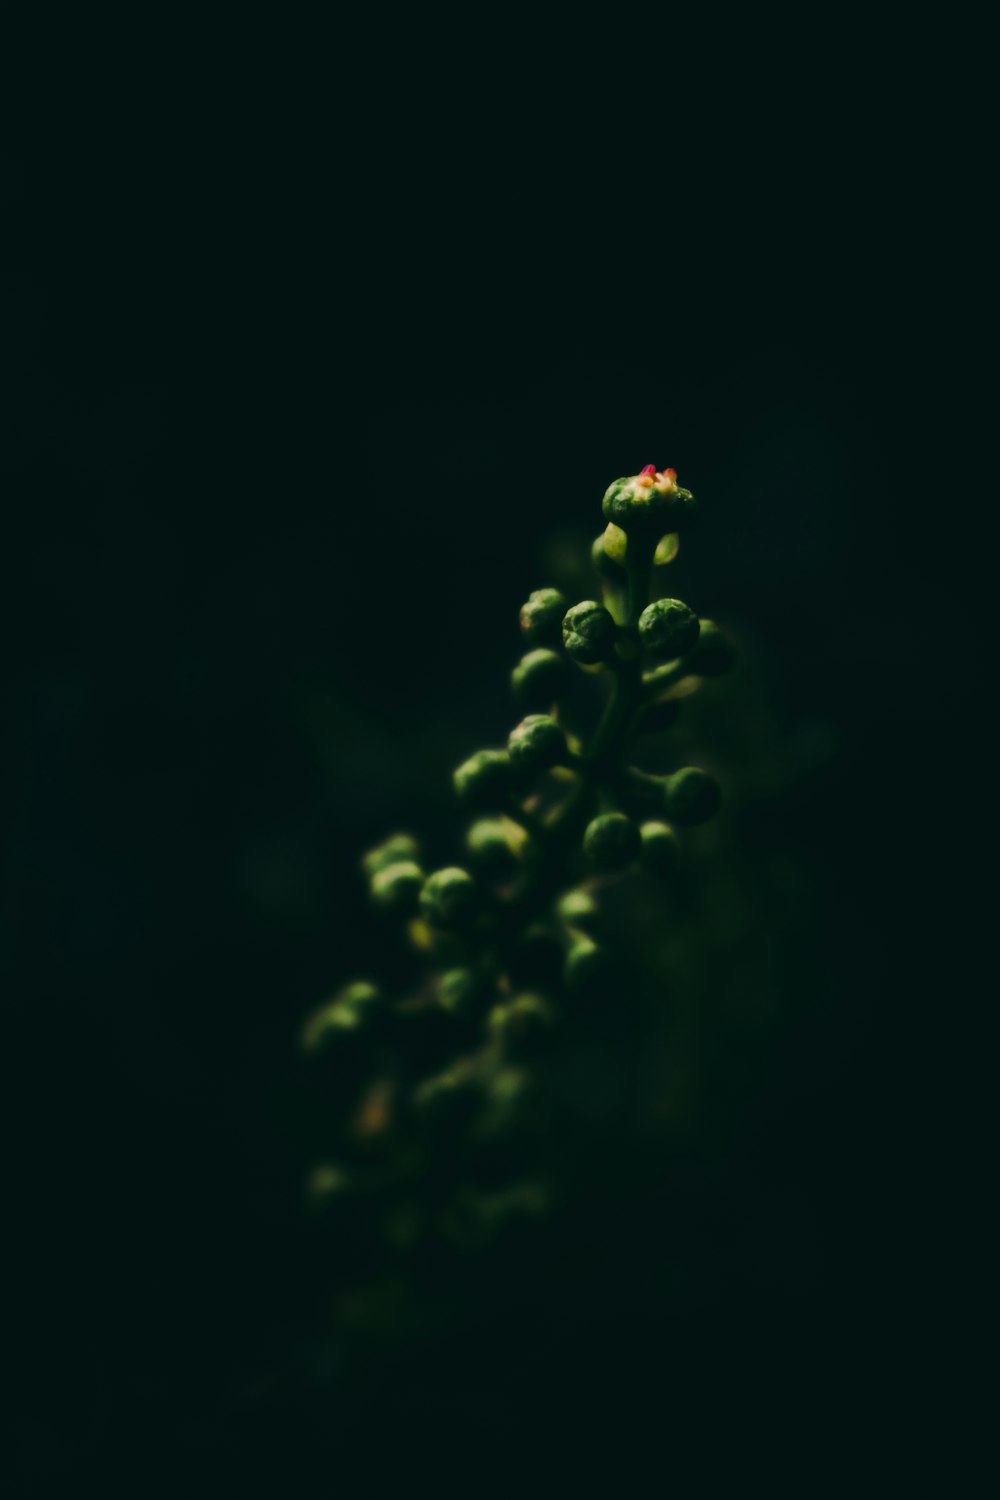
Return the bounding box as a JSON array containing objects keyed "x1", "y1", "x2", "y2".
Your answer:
[
  {"x1": 498, "y1": 536, "x2": 657, "y2": 935},
  {"x1": 641, "y1": 658, "x2": 694, "y2": 698},
  {"x1": 624, "y1": 533, "x2": 653, "y2": 626}
]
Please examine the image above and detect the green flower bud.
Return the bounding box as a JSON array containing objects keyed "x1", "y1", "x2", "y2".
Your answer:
[
  {"x1": 638, "y1": 597, "x2": 700, "y2": 660},
  {"x1": 556, "y1": 888, "x2": 601, "y2": 935},
  {"x1": 473, "y1": 1066, "x2": 537, "y2": 1147},
  {"x1": 665, "y1": 767, "x2": 721, "y2": 826},
  {"x1": 412, "y1": 1065, "x2": 480, "y2": 1127},
  {"x1": 300, "y1": 981, "x2": 381, "y2": 1054},
  {"x1": 688, "y1": 619, "x2": 736, "y2": 676},
  {"x1": 519, "y1": 587, "x2": 568, "y2": 645},
  {"x1": 436, "y1": 966, "x2": 483, "y2": 1017},
  {"x1": 640, "y1": 820, "x2": 680, "y2": 875},
  {"x1": 370, "y1": 859, "x2": 424, "y2": 912},
  {"x1": 562, "y1": 600, "x2": 617, "y2": 665},
  {"x1": 583, "y1": 812, "x2": 641, "y2": 869},
  {"x1": 640, "y1": 697, "x2": 682, "y2": 733},
  {"x1": 453, "y1": 749, "x2": 514, "y2": 808},
  {"x1": 464, "y1": 816, "x2": 524, "y2": 878},
  {"x1": 511, "y1": 649, "x2": 568, "y2": 711},
  {"x1": 507, "y1": 713, "x2": 567, "y2": 771},
  {"x1": 602, "y1": 467, "x2": 697, "y2": 534},
  {"x1": 361, "y1": 832, "x2": 420, "y2": 880},
  {"x1": 564, "y1": 937, "x2": 614, "y2": 993},
  {"x1": 419, "y1": 866, "x2": 479, "y2": 929},
  {"x1": 488, "y1": 993, "x2": 556, "y2": 1055},
  {"x1": 305, "y1": 1162, "x2": 356, "y2": 1210}
]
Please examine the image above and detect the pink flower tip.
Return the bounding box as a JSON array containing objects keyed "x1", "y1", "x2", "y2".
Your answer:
[{"x1": 639, "y1": 464, "x2": 657, "y2": 478}]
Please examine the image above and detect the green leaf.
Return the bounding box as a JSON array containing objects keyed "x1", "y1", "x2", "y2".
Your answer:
[{"x1": 653, "y1": 532, "x2": 680, "y2": 566}]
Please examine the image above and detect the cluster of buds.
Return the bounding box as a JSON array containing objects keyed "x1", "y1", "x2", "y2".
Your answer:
[{"x1": 301, "y1": 467, "x2": 736, "y2": 1339}]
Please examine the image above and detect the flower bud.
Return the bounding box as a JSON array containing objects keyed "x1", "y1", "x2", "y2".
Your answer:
[
  {"x1": 602, "y1": 467, "x2": 697, "y2": 534},
  {"x1": 507, "y1": 713, "x2": 567, "y2": 771},
  {"x1": 412, "y1": 1065, "x2": 480, "y2": 1129},
  {"x1": 638, "y1": 597, "x2": 700, "y2": 660},
  {"x1": 511, "y1": 649, "x2": 568, "y2": 711},
  {"x1": 583, "y1": 812, "x2": 641, "y2": 869},
  {"x1": 453, "y1": 748, "x2": 514, "y2": 808},
  {"x1": 519, "y1": 587, "x2": 568, "y2": 645},
  {"x1": 564, "y1": 937, "x2": 614, "y2": 993},
  {"x1": 361, "y1": 832, "x2": 420, "y2": 881},
  {"x1": 300, "y1": 981, "x2": 381, "y2": 1054},
  {"x1": 464, "y1": 816, "x2": 524, "y2": 878},
  {"x1": 562, "y1": 600, "x2": 617, "y2": 665},
  {"x1": 488, "y1": 993, "x2": 556, "y2": 1055},
  {"x1": 473, "y1": 1066, "x2": 537, "y2": 1147},
  {"x1": 419, "y1": 866, "x2": 479, "y2": 929},
  {"x1": 436, "y1": 966, "x2": 484, "y2": 1017},
  {"x1": 304, "y1": 1162, "x2": 357, "y2": 1212},
  {"x1": 556, "y1": 888, "x2": 601, "y2": 935},
  {"x1": 688, "y1": 619, "x2": 736, "y2": 676},
  {"x1": 640, "y1": 820, "x2": 680, "y2": 875},
  {"x1": 664, "y1": 767, "x2": 721, "y2": 826},
  {"x1": 369, "y1": 859, "x2": 424, "y2": 912}
]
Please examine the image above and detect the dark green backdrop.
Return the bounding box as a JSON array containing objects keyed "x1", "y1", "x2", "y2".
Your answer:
[{"x1": 3, "y1": 137, "x2": 978, "y2": 1494}]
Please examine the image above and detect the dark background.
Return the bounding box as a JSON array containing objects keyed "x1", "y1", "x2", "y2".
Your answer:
[{"x1": 3, "y1": 122, "x2": 982, "y2": 1493}]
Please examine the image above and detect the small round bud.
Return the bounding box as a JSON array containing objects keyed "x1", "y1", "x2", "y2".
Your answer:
[
  {"x1": 640, "y1": 820, "x2": 680, "y2": 875},
  {"x1": 665, "y1": 767, "x2": 721, "y2": 827},
  {"x1": 640, "y1": 697, "x2": 682, "y2": 733},
  {"x1": 362, "y1": 832, "x2": 420, "y2": 880},
  {"x1": 305, "y1": 1163, "x2": 356, "y2": 1211},
  {"x1": 507, "y1": 714, "x2": 567, "y2": 771},
  {"x1": 638, "y1": 598, "x2": 700, "y2": 660},
  {"x1": 453, "y1": 749, "x2": 514, "y2": 808},
  {"x1": 562, "y1": 600, "x2": 617, "y2": 665},
  {"x1": 412, "y1": 1066, "x2": 480, "y2": 1129},
  {"x1": 437, "y1": 966, "x2": 483, "y2": 1016},
  {"x1": 519, "y1": 588, "x2": 568, "y2": 645},
  {"x1": 583, "y1": 812, "x2": 641, "y2": 870},
  {"x1": 473, "y1": 1066, "x2": 537, "y2": 1149},
  {"x1": 370, "y1": 859, "x2": 424, "y2": 912},
  {"x1": 564, "y1": 938, "x2": 614, "y2": 993},
  {"x1": 301, "y1": 981, "x2": 381, "y2": 1054},
  {"x1": 419, "y1": 866, "x2": 479, "y2": 929},
  {"x1": 488, "y1": 993, "x2": 556, "y2": 1055},
  {"x1": 465, "y1": 816, "x2": 523, "y2": 878},
  {"x1": 556, "y1": 888, "x2": 601, "y2": 935},
  {"x1": 602, "y1": 468, "x2": 697, "y2": 534},
  {"x1": 511, "y1": 649, "x2": 568, "y2": 711},
  {"x1": 688, "y1": 619, "x2": 736, "y2": 676}
]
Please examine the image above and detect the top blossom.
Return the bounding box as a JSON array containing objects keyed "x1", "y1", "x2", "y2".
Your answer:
[
  {"x1": 601, "y1": 466, "x2": 694, "y2": 532},
  {"x1": 635, "y1": 464, "x2": 678, "y2": 494}
]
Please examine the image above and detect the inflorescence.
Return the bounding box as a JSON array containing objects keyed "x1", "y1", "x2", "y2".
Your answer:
[{"x1": 300, "y1": 465, "x2": 735, "y2": 1329}]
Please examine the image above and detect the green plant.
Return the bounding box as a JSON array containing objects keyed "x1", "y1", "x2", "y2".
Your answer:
[{"x1": 301, "y1": 464, "x2": 736, "y2": 1343}]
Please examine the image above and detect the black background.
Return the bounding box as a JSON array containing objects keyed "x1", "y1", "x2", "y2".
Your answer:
[{"x1": 3, "y1": 103, "x2": 983, "y2": 1494}]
